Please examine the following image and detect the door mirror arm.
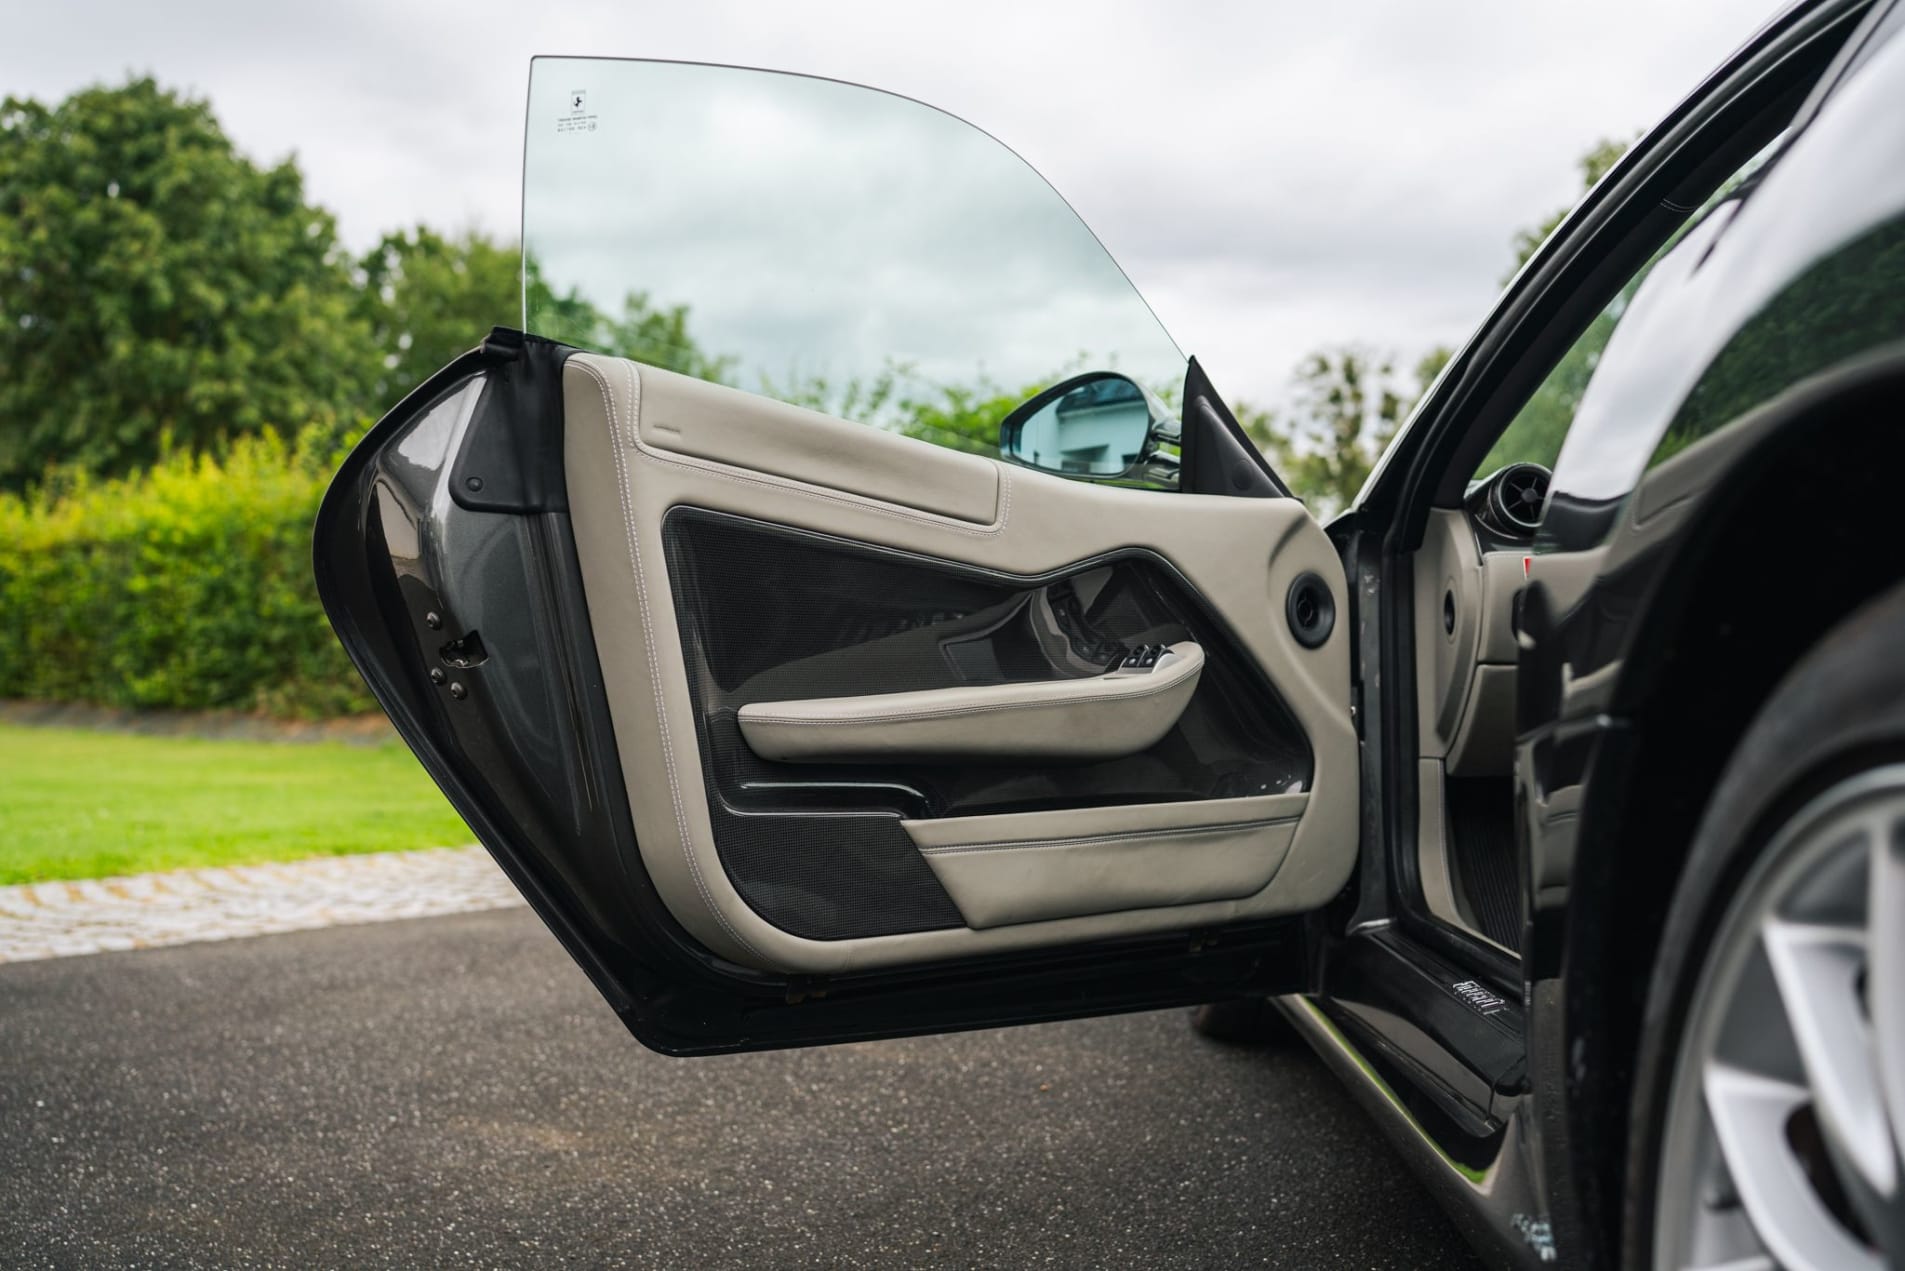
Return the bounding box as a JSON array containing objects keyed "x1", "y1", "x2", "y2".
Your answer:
[
  {"x1": 996, "y1": 371, "x2": 1178, "y2": 486},
  {"x1": 994, "y1": 360, "x2": 1291, "y2": 499}
]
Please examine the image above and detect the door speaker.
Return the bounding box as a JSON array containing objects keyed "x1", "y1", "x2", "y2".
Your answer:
[{"x1": 1286, "y1": 572, "x2": 1335, "y2": 649}]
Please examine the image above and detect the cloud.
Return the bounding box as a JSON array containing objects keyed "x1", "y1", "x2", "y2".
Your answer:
[
  {"x1": 1, "y1": 0, "x2": 1776, "y2": 404},
  {"x1": 523, "y1": 58, "x2": 1189, "y2": 394}
]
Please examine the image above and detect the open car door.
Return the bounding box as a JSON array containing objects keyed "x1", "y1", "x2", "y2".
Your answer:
[{"x1": 314, "y1": 58, "x2": 1358, "y2": 1054}]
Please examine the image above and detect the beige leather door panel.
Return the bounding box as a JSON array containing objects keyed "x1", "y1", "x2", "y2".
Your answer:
[
  {"x1": 1415, "y1": 509, "x2": 1524, "y2": 777},
  {"x1": 638, "y1": 373, "x2": 1003, "y2": 524},
  {"x1": 563, "y1": 354, "x2": 1356, "y2": 973}
]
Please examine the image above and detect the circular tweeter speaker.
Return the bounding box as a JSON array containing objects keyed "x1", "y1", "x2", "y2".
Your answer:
[{"x1": 1286, "y1": 572, "x2": 1335, "y2": 649}]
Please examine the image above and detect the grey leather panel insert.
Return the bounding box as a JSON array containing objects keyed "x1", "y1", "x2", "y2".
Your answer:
[
  {"x1": 639, "y1": 369, "x2": 1001, "y2": 524},
  {"x1": 738, "y1": 642, "x2": 1202, "y2": 763},
  {"x1": 904, "y1": 793, "x2": 1306, "y2": 929}
]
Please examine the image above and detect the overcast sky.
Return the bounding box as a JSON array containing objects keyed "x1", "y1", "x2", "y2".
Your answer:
[{"x1": 4, "y1": 0, "x2": 1780, "y2": 405}]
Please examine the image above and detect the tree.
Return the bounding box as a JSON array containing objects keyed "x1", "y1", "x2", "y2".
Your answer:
[
  {"x1": 1415, "y1": 345, "x2": 1453, "y2": 394},
  {"x1": 893, "y1": 378, "x2": 1048, "y2": 456},
  {"x1": 754, "y1": 362, "x2": 1051, "y2": 458},
  {"x1": 1505, "y1": 137, "x2": 1631, "y2": 279},
  {"x1": 523, "y1": 261, "x2": 734, "y2": 384},
  {"x1": 1249, "y1": 137, "x2": 1632, "y2": 505},
  {"x1": 1476, "y1": 137, "x2": 1636, "y2": 472},
  {"x1": 1254, "y1": 349, "x2": 1444, "y2": 515},
  {"x1": 358, "y1": 233, "x2": 740, "y2": 402},
  {"x1": 358, "y1": 227, "x2": 520, "y2": 404},
  {"x1": 0, "y1": 79, "x2": 379, "y2": 489}
]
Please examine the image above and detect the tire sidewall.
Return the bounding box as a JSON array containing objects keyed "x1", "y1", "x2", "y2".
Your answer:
[{"x1": 1619, "y1": 584, "x2": 1905, "y2": 1268}]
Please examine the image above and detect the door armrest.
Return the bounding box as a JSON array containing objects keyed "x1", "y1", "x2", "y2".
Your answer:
[{"x1": 737, "y1": 642, "x2": 1204, "y2": 763}]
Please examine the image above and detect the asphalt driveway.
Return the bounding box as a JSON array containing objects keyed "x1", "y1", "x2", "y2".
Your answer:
[{"x1": 0, "y1": 908, "x2": 1479, "y2": 1268}]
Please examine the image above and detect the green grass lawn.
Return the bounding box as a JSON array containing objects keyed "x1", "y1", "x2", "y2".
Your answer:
[{"x1": 0, "y1": 724, "x2": 472, "y2": 884}]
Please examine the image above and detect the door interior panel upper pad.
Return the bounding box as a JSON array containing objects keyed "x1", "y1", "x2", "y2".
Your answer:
[{"x1": 563, "y1": 354, "x2": 1356, "y2": 973}]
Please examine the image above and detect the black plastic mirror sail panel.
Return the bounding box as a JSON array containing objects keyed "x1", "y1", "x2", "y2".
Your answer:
[
  {"x1": 1180, "y1": 357, "x2": 1291, "y2": 499},
  {"x1": 448, "y1": 327, "x2": 573, "y2": 513},
  {"x1": 313, "y1": 334, "x2": 1313, "y2": 1054}
]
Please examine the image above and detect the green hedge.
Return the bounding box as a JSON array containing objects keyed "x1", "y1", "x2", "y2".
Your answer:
[{"x1": 0, "y1": 432, "x2": 372, "y2": 719}]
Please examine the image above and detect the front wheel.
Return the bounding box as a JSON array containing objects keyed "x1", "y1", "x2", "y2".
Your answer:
[{"x1": 1629, "y1": 584, "x2": 1905, "y2": 1269}]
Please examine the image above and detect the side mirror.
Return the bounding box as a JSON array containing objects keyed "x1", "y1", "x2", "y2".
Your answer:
[{"x1": 997, "y1": 372, "x2": 1179, "y2": 484}]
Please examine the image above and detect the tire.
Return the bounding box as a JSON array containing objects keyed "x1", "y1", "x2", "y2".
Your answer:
[
  {"x1": 1190, "y1": 997, "x2": 1297, "y2": 1045},
  {"x1": 1623, "y1": 580, "x2": 1905, "y2": 1268}
]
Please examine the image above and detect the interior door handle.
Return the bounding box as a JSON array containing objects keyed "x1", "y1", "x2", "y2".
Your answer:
[{"x1": 736, "y1": 642, "x2": 1204, "y2": 763}]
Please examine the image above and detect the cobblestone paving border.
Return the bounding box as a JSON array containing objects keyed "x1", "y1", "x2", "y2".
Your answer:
[{"x1": 0, "y1": 847, "x2": 522, "y2": 964}]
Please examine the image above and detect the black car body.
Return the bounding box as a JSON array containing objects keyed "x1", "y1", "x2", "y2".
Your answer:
[
  {"x1": 1294, "y1": 0, "x2": 1905, "y2": 1263},
  {"x1": 315, "y1": 3, "x2": 1905, "y2": 1265}
]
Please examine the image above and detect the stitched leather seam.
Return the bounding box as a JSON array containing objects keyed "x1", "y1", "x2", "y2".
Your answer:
[
  {"x1": 635, "y1": 433, "x2": 1014, "y2": 537},
  {"x1": 588, "y1": 354, "x2": 1015, "y2": 537},
  {"x1": 581, "y1": 358, "x2": 763, "y2": 962},
  {"x1": 916, "y1": 815, "x2": 1301, "y2": 857},
  {"x1": 642, "y1": 439, "x2": 1011, "y2": 532}
]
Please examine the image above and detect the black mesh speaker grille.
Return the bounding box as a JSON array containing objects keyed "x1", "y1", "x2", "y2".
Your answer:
[
  {"x1": 1446, "y1": 776, "x2": 1520, "y2": 948},
  {"x1": 698, "y1": 713, "x2": 964, "y2": 938},
  {"x1": 661, "y1": 509, "x2": 1313, "y2": 940}
]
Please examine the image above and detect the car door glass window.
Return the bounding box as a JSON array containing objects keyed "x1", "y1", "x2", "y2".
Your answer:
[
  {"x1": 1474, "y1": 134, "x2": 1785, "y2": 478},
  {"x1": 522, "y1": 59, "x2": 1186, "y2": 487}
]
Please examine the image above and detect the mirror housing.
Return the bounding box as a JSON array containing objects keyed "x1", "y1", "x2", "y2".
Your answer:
[{"x1": 997, "y1": 372, "x2": 1179, "y2": 486}]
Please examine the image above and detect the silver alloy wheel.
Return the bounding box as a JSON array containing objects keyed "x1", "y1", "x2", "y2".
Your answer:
[{"x1": 1655, "y1": 765, "x2": 1905, "y2": 1271}]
